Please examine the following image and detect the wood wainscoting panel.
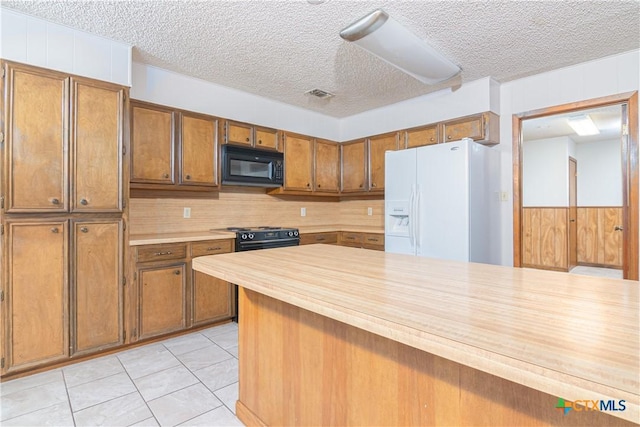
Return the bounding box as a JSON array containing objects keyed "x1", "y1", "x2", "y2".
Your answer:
[
  {"x1": 522, "y1": 207, "x2": 568, "y2": 271},
  {"x1": 577, "y1": 207, "x2": 623, "y2": 268}
]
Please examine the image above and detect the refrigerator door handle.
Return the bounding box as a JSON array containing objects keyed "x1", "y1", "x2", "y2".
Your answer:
[
  {"x1": 409, "y1": 186, "x2": 416, "y2": 250},
  {"x1": 415, "y1": 185, "x2": 421, "y2": 252}
]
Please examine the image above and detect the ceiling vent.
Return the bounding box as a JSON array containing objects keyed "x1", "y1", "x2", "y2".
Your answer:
[{"x1": 305, "y1": 88, "x2": 335, "y2": 99}]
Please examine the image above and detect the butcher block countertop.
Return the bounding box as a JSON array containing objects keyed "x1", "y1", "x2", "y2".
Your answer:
[
  {"x1": 129, "y1": 225, "x2": 383, "y2": 246},
  {"x1": 192, "y1": 244, "x2": 639, "y2": 423}
]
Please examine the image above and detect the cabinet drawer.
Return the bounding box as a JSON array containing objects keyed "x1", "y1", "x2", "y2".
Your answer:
[
  {"x1": 340, "y1": 232, "x2": 363, "y2": 245},
  {"x1": 137, "y1": 243, "x2": 187, "y2": 263},
  {"x1": 362, "y1": 233, "x2": 385, "y2": 250},
  {"x1": 191, "y1": 239, "x2": 233, "y2": 257},
  {"x1": 300, "y1": 232, "x2": 338, "y2": 245}
]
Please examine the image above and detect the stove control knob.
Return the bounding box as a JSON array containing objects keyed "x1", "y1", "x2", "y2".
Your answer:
[
  {"x1": 241, "y1": 233, "x2": 248, "y2": 240},
  {"x1": 287, "y1": 231, "x2": 294, "y2": 237},
  {"x1": 248, "y1": 233, "x2": 254, "y2": 240},
  {"x1": 293, "y1": 231, "x2": 299, "y2": 237}
]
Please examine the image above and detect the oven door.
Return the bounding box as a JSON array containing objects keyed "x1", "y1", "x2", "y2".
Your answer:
[
  {"x1": 237, "y1": 238, "x2": 300, "y2": 251},
  {"x1": 221, "y1": 145, "x2": 283, "y2": 187}
]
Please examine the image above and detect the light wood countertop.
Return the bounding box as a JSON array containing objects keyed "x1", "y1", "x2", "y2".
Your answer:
[
  {"x1": 129, "y1": 231, "x2": 236, "y2": 246},
  {"x1": 192, "y1": 244, "x2": 639, "y2": 423},
  {"x1": 129, "y1": 225, "x2": 383, "y2": 246}
]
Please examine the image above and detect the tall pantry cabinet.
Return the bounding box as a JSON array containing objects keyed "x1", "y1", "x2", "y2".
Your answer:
[{"x1": 0, "y1": 61, "x2": 128, "y2": 376}]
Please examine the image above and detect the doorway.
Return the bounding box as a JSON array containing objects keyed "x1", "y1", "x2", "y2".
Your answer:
[{"x1": 513, "y1": 92, "x2": 638, "y2": 280}]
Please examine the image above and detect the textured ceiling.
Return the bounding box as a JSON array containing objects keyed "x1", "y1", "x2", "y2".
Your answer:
[{"x1": 3, "y1": 1, "x2": 639, "y2": 118}]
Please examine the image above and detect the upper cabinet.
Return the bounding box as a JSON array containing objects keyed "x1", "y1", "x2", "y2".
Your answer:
[
  {"x1": 340, "y1": 139, "x2": 367, "y2": 193},
  {"x1": 441, "y1": 112, "x2": 499, "y2": 145},
  {"x1": 130, "y1": 100, "x2": 218, "y2": 193},
  {"x1": 180, "y1": 113, "x2": 218, "y2": 187},
  {"x1": 4, "y1": 62, "x2": 125, "y2": 213},
  {"x1": 368, "y1": 132, "x2": 399, "y2": 192},
  {"x1": 314, "y1": 139, "x2": 339, "y2": 193},
  {"x1": 282, "y1": 132, "x2": 314, "y2": 192},
  {"x1": 404, "y1": 124, "x2": 439, "y2": 149},
  {"x1": 130, "y1": 102, "x2": 175, "y2": 185},
  {"x1": 222, "y1": 120, "x2": 279, "y2": 151}
]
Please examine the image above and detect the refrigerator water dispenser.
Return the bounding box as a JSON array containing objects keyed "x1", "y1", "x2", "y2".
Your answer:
[{"x1": 385, "y1": 201, "x2": 410, "y2": 237}]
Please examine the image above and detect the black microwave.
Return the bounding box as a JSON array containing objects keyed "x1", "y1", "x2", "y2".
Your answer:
[{"x1": 221, "y1": 145, "x2": 284, "y2": 187}]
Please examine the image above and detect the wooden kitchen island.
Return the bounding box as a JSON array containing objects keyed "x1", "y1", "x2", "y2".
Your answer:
[{"x1": 192, "y1": 245, "x2": 639, "y2": 426}]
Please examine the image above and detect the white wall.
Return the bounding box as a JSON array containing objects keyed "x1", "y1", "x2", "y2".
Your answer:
[
  {"x1": 339, "y1": 77, "x2": 500, "y2": 141},
  {"x1": 0, "y1": 7, "x2": 131, "y2": 86},
  {"x1": 131, "y1": 63, "x2": 340, "y2": 141},
  {"x1": 522, "y1": 136, "x2": 572, "y2": 207},
  {"x1": 576, "y1": 139, "x2": 623, "y2": 206},
  {"x1": 499, "y1": 49, "x2": 640, "y2": 266}
]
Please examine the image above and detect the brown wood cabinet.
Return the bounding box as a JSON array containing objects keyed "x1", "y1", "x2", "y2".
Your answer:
[
  {"x1": 368, "y1": 132, "x2": 399, "y2": 192},
  {"x1": 132, "y1": 239, "x2": 235, "y2": 341},
  {"x1": 441, "y1": 112, "x2": 499, "y2": 145},
  {"x1": 340, "y1": 139, "x2": 367, "y2": 193},
  {"x1": 299, "y1": 232, "x2": 339, "y2": 245},
  {"x1": 1, "y1": 61, "x2": 128, "y2": 378},
  {"x1": 282, "y1": 132, "x2": 314, "y2": 192},
  {"x1": 180, "y1": 113, "x2": 218, "y2": 187},
  {"x1": 72, "y1": 219, "x2": 124, "y2": 355},
  {"x1": 130, "y1": 102, "x2": 175, "y2": 184},
  {"x1": 339, "y1": 231, "x2": 384, "y2": 251},
  {"x1": 223, "y1": 120, "x2": 279, "y2": 151},
  {"x1": 314, "y1": 140, "x2": 340, "y2": 193},
  {"x1": 5, "y1": 63, "x2": 124, "y2": 213},
  {"x1": 4, "y1": 220, "x2": 69, "y2": 374},
  {"x1": 130, "y1": 100, "x2": 219, "y2": 193},
  {"x1": 404, "y1": 125, "x2": 439, "y2": 149}
]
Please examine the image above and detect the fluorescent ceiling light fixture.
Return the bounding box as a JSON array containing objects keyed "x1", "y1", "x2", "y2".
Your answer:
[
  {"x1": 567, "y1": 114, "x2": 600, "y2": 136},
  {"x1": 340, "y1": 9, "x2": 460, "y2": 85}
]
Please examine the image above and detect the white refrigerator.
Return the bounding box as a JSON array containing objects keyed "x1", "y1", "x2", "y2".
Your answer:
[{"x1": 384, "y1": 139, "x2": 500, "y2": 264}]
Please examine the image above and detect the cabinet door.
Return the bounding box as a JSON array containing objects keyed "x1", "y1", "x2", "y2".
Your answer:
[
  {"x1": 138, "y1": 264, "x2": 186, "y2": 339},
  {"x1": 339, "y1": 232, "x2": 363, "y2": 248},
  {"x1": 283, "y1": 133, "x2": 313, "y2": 191},
  {"x1": 225, "y1": 121, "x2": 253, "y2": 146},
  {"x1": 181, "y1": 113, "x2": 217, "y2": 187},
  {"x1": 368, "y1": 133, "x2": 398, "y2": 192},
  {"x1": 441, "y1": 114, "x2": 484, "y2": 142},
  {"x1": 340, "y1": 140, "x2": 367, "y2": 193},
  {"x1": 131, "y1": 102, "x2": 175, "y2": 184},
  {"x1": 71, "y1": 78, "x2": 124, "y2": 212},
  {"x1": 314, "y1": 140, "x2": 339, "y2": 193},
  {"x1": 255, "y1": 127, "x2": 278, "y2": 150},
  {"x1": 192, "y1": 272, "x2": 235, "y2": 326},
  {"x1": 405, "y1": 125, "x2": 438, "y2": 148},
  {"x1": 4, "y1": 221, "x2": 68, "y2": 373},
  {"x1": 72, "y1": 220, "x2": 123, "y2": 355},
  {"x1": 5, "y1": 63, "x2": 68, "y2": 213}
]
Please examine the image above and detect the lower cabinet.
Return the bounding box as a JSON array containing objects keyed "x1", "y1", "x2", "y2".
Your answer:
[
  {"x1": 300, "y1": 231, "x2": 384, "y2": 251},
  {"x1": 132, "y1": 239, "x2": 235, "y2": 342},
  {"x1": 2, "y1": 218, "x2": 123, "y2": 375}
]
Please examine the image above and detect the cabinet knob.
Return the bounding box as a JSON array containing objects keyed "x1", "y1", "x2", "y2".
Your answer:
[
  {"x1": 447, "y1": 135, "x2": 452, "y2": 140},
  {"x1": 258, "y1": 139, "x2": 262, "y2": 144},
  {"x1": 80, "y1": 227, "x2": 88, "y2": 233},
  {"x1": 51, "y1": 227, "x2": 59, "y2": 233},
  {"x1": 51, "y1": 198, "x2": 60, "y2": 205},
  {"x1": 359, "y1": 184, "x2": 363, "y2": 188},
  {"x1": 372, "y1": 183, "x2": 377, "y2": 188},
  {"x1": 430, "y1": 137, "x2": 434, "y2": 142},
  {"x1": 174, "y1": 270, "x2": 181, "y2": 275},
  {"x1": 245, "y1": 137, "x2": 250, "y2": 142},
  {"x1": 185, "y1": 174, "x2": 191, "y2": 180},
  {"x1": 163, "y1": 173, "x2": 170, "y2": 178},
  {"x1": 615, "y1": 225, "x2": 623, "y2": 231},
  {"x1": 306, "y1": 183, "x2": 310, "y2": 187},
  {"x1": 317, "y1": 184, "x2": 321, "y2": 188},
  {"x1": 80, "y1": 198, "x2": 88, "y2": 205}
]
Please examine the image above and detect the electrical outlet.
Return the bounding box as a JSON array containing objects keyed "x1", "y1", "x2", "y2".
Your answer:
[
  {"x1": 500, "y1": 191, "x2": 509, "y2": 202},
  {"x1": 367, "y1": 207, "x2": 373, "y2": 216},
  {"x1": 300, "y1": 207, "x2": 306, "y2": 217},
  {"x1": 183, "y1": 207, "x2": 191, "y2": 218}
]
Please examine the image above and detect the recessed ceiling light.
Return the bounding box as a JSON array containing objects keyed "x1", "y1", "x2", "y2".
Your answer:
[{"x1": 567, "y1": 114, "x2": 600, "y2": 136}]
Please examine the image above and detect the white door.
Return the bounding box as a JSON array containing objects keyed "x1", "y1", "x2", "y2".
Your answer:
[
  {"x1": 385, "y1": 149, "x2": 416, "y2": 254},
  {"x1": 416, "y1": 141, "x2": 470, "y2": 261}
]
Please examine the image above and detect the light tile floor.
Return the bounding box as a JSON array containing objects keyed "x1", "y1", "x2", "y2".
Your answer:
[{"x1": 0, "y1": 322, "x2": 243, "y2": 427}]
